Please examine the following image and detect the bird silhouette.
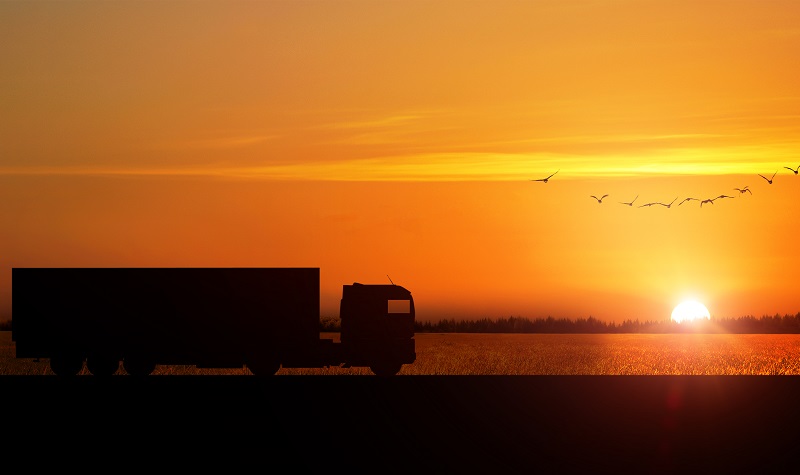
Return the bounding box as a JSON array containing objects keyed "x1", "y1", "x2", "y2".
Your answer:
[
  {"x1": 758, "y1": 170, "x2": 777, "y2": 184},
  {"x1": 639, "y1": 202, "x2": 659, "y2": 208},
  {"x1": 716, "y1": 194, "x2": 735, "y2": 200},
  {"x1": 590, "y1": 194, "x2": 609, "y2": 203},
  {"x1": 678, "y1": 197, "x2": 700, "y2": 206},
  {"x1": 733, "y1": 186, "x2": 752, "y2": 195},
  {"x1": 700, "y1": 198, "x2": 715, "y2": 208},
  {"x1": 530, "y1": 170, "x2": 559, "y2": 183},
  {"x1": 620, "y1": 195, "x2": 638, "y2": 206},
  {"x1": 785, "y1": 165, "x2": 800, "y2": 175},
  {"x1": 656, "y1": 197, "x2": 678, "y2": 208}
]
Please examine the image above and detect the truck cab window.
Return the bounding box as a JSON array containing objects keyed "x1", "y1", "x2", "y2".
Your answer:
[{"x1": 388, "y1": 299, "x2": 411, "y2": 314}]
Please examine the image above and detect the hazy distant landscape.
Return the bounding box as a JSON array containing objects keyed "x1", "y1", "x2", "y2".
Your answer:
[
  {"x1": 4, "y1": 313, "x2": 800, "y2": 334},
  {"x1": 345, "y1": 313, "x2": 800, "y2": 333},
  {"x1": 6, "y1": 312, "x2": 800, "y2": 334}
]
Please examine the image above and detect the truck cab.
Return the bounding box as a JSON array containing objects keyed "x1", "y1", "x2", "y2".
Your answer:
[{"x1": 339, "y1": 283, "x2": 416, "y2": 376}]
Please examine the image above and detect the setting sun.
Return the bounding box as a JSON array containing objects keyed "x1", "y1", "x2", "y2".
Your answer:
[{"x1": 671, "y1": 300, "x2": 711, "y2": 323}]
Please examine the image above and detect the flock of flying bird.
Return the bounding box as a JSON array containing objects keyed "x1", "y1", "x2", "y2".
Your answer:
[{"x1": 530, "y1": 165, "x2": 800, "y2": 208}]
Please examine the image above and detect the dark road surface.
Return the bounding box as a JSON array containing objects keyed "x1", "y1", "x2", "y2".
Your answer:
[{"x1": 3, "y1": 375, "x2": 797, "y2": 473}]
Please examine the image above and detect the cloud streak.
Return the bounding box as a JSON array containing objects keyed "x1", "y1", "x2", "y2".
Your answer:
[
  {"x1": 3, "y1": 144, "x2": 791, "y2": 181},
  {"x1": 154, "y1": 134, "x2": 278, "y2": 151}
]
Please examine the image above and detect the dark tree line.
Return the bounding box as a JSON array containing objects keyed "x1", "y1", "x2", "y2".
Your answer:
[
  {"x1": 412, "y1": 313, "x2": 800, "y2": 334},
  {"x1": 6, "y1": 313, "x2": 800, "y2": 334}
]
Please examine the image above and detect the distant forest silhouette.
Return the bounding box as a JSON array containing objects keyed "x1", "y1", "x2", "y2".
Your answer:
[
  {"x1": 5, "y1": 313, "x2": 800, "y2": 334},
  {"x1": 411, "y1": 314, "x2": 800, "y2": 334},
  {"x1": 324, "y1": 313, "x2": 800, "y2": 334}
]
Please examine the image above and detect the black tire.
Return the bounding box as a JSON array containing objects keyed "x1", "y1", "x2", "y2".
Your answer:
[
  {"x1": 50, "y1": 354, "x2": 84, "y2": 377},
  {"x1": 247, "y1": 359, "x2": 281, "y2": 377},
  {"x1": 87, "y1": 356, "x2": 120, "y2": 377},
  {"x1": 370, "y1": 362, "x2": 402, "y2": 377},
  {"x1": 123, "y1": 357, "x2": 156, "y2": 377}
]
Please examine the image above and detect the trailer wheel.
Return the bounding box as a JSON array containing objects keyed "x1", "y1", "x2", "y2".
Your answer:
[
  {"x1": 87, "y1": 356, "x2": 120, "y2": 377},
  {"x1": 123, "y1": 357, "x2": 156, "y2": 377},
  {"x1": 50, "y1": 353, "x2": 84, "y2": 377},
  {"x1": 370, "y1": 362, "x2": 402, "y2": 377}
]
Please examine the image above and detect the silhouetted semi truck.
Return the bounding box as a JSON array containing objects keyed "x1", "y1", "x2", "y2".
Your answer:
[{"x1": 11, "y1": 267, "x2": 416, "y2": 377}]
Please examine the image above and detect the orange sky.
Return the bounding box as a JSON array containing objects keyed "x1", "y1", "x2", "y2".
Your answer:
[{"x1": 2, "y1": 1, "x2": 800, "y2": 324}]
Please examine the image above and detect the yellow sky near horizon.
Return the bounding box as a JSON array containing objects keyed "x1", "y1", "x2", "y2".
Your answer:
[{"x1": 2, "y1": 1, "x2": 800, "y2": 323}]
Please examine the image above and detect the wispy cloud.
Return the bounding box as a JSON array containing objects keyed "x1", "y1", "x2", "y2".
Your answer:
[
  {"x1": 320, "y1": 114, "x2": 426, "y2": 130},
  {"x1": 1, "y1": 145, "x2": 793, "y2": 181},
  {"x1": 462, "y1": 133, "x2": 734, "y2": 149},
  {"x1": 154, "y1": 134, "x2": 277, "y2": 151},
  {"x1": 218, "y1": 146, "x2": 799, "y2": 181},
  {"x1": 314, "y1": 111, "x2": 449, "y2": 146},
  {"x1": 0, "y1": 166, "x2": 223, "y2": 177}
]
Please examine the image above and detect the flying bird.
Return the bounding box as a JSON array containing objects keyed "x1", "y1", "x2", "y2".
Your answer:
[
  {"x1": 700, "y1": 198, "x2": 715, "y2": 208},
  {"x1": 716, "y1": 194, "x2": 735, "y2": 200},
  {"x1": 590, "y1": 194, "x2": 609, "y2": 203},
  {"x1": 620, "y1": 195, "x2": 638, "y2": 206},
  {"x1": 733, "y1": 186, "x2": 752, "y2": 195},
  {"x1": 656, "y1": 197, "x2": 678, "y2": 208},
  {"x1": 678, "y1": 197, "x2": 700, "y2": 206},
  {"x1": 639, "y1": 202, "x2": 659, "y2": 208},
  {"x1": 785, "y1": 165, "x2": 800, "y2": 175},
  {"x1": 758, "y1": 170, "x2": 777, "y2": 184},
  {"x1": 530, "y1": 170, "x2": 559, "y2": 183}
]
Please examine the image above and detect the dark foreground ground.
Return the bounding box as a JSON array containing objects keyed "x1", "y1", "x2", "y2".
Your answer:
[{"x1": 2, "y1": 375, "x2": 797, "y2": 473}]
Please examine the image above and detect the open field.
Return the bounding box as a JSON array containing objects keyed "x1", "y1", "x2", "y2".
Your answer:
[
  {"x1": 5, "y1": 331, "x2": 800, "y2": 472},
  {"x1": 4, "y1": 331, "x2": 800, "y2": 375}
]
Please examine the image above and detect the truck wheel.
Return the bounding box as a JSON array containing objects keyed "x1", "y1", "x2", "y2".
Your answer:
[
  {"x1": 247, "y1": 360, "x2": 280, "y2": 377},
  {"x1": 370, "y1": 362, "x2": 402, "y2": 377},
  {"x1": 50, "y1": 354, "x2": 84, "y2": 377},
  {"x1": 87, "y1": 356, "x2": 120, "y2": 377},
  {"x1": 123, "y1": 358, "x2": 156, "y2": 377}
]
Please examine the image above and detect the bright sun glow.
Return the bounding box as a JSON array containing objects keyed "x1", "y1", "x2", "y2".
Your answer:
[{"x1": 671, "y1": 300, "x2": 711, "y2": 323}]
